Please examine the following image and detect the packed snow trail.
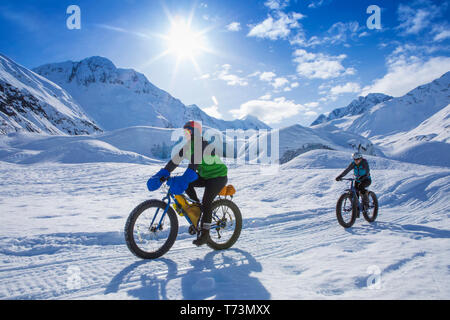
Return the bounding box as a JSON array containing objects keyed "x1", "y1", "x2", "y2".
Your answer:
[{"x1": 0, "y1": 153, "x2": 449, "y2": 299}]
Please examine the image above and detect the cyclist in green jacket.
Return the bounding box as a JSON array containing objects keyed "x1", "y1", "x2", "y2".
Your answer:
[{"x1": 151, "y1": 121, "x2": 228, "y2": 246}]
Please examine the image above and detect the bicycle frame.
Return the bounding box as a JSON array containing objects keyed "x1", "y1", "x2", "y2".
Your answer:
[
  {"x1": 150, "y1": 178, "x2": 230, "y2": 233},
  {"x1": 342, "y1": 178, "x2": 363, "y2": 212},
  {"x1": 150, "y1": 187, "x2": 197, "y2": 231}
]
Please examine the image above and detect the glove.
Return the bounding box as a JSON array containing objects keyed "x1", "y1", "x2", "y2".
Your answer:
[
  {"x1": 335, "y1": 176, "x2": 342, "y2": 181},
  {"x1": 167, "y1": 168, "x2": 198, "y2": 195},
  {"x1": 147, "y1": 168, "x2": 170, "y2": 191}
]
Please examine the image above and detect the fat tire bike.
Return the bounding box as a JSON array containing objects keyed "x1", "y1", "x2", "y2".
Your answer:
[
  {"x1": 336, "y1": 178, "x2": 378, "y2": 228},
  {"x1": 125, "y1": 177, "x2": 242, "y2": 259}
]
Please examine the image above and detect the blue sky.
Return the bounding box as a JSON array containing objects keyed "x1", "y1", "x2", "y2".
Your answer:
[{"x1": 1, "y1": 0, "x2": 450, "y2": 128}]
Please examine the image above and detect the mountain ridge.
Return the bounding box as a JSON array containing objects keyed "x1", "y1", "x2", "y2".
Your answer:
[{"x1": 34, "y1": 56, "x2": 271, "y2": 131}]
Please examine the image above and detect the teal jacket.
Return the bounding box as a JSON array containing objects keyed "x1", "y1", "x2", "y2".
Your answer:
[{"x1": 339, "y1": 158, "x2": 371, "y2": 182}]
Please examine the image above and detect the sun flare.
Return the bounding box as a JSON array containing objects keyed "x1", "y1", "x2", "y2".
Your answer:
[{"x1": 166, "y1": 18, "x2": 206, "y2": 59}]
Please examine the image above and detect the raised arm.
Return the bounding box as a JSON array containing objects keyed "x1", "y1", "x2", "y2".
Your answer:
[{"x1": 336, "y1": 162, "x2": 355, "y2": 180}]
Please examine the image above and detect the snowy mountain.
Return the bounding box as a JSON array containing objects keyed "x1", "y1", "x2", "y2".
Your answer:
[
  {"x1": 311, "y1": 93, "x2": 393, "y2": 126},
  {"x1": 310, "y1": 71, "x2": 450, "y2": 166},
  {"x1": 33, "y1": 56, "x2": 270, "y2": 131},
  {"x1": 313, "y1": 72, "x2": 450, "y2": 139},
  {"x1": 0, "y1": 54, "x2": 102, "y2": 135},
  {"x1": 347, "y1": 72, "x2": 450, "y2": 139}
]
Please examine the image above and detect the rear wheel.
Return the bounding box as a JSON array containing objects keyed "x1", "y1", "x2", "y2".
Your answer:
[
  {"x1": 125, "y1": 200, "x2": 178, "y2": 259},
  {"x1": 336, "y1": 193, "x2": 357, "y2": 228},
  {"x1": 362, "y1": 191, "x2": 378, "y2": 223},
  {"x1": 207, "y1": 199, "x2": 242, "y2": 250}
]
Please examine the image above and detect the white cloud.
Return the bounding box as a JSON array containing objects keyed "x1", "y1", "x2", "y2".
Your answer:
[
  {"x1": 304, "y1": 102, "x2": 319, "y2": 108},
  {"x1": 264, "y1": 0, "x2": 290, "y2": 10},
  {"x1": 330, "y1": 82, "x2": 361, "y2": 96},
  {"x1": 432, "y1": 24, "x2": 450, "y2": 41},
  {"x1": 230, "y1": 97, "x2": 305, "y2": 124},
  {"x1": 290, "y1": 21, "x2": 362, "y2": 48},
  {"x1": 216, "y1": 64, "x2": 248, "y2": 86},
  {"x1": 308, "y1": 0, "x2": 327, "y2": 9},
  {"x1": 291, "y1": 82, "x2": 299, "y2": 88},
  {"x1": 195, "y1": 73, "x2": 210, "y2": 80},
  {"x1": 272, "y1": 77, "x2": 289, "y2": 88},
  {"x1": 397, "y1": 1, "x2": 441, "y2": 35},
  {"x1": 259, "y1": 94, "x2": 272, "y2": 100},
  {"x1": 360, "y1": 46, "x2": 450, "y2": 97},
  {"x1": 326, "y1": 21, "x2": 361, "y2": 45},
  {"x1": 246, "y1": 71, "x2": 260, "y2": 79},
  {"x1": 259, "y1": 71, "x2": 276, "y2": 81},
  {"x1": 202, "y1": 96, "x2": 222, "y2": 119},
  {"x1": 293, "y1": 49, "x2": 355, "y2": 79},
  {"x1": 226, "y1": 22, "x2": 241, "y2": 32},
  {"x1": 203, "y1": 105, "x2": 223, "y2": 119},
  {"x1": 247, "y1": 11, "x2": 305, "y2": 40}
]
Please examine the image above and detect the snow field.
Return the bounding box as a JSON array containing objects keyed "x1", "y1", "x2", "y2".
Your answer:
[{"x1": 0, "y1": 150, "x2": 448, "y2": 299}]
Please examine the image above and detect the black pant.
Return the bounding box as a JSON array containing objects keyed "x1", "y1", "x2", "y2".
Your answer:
[
  {"x1": 185, "y1": 175, "x2": 228, "y2": 225},
  {"x1": 355, "y1": 177, "x2": 371, "y2": 194}
]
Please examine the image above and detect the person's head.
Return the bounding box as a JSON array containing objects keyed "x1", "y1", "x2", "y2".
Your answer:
[
  {"x1": 183, "y1": 120, "x2": 202, "y2": 141},
  {"x1": 352, "y1": 152, "x2": 363, "y2": 163}
]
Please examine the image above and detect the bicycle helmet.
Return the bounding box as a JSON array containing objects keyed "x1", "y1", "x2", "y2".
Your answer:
[
  {"x1": 183, "y1": 120, "x2": 202, "y2": 136},
  {"x1": 352, "y1": 152, "x2": 363, "y2": 160}
]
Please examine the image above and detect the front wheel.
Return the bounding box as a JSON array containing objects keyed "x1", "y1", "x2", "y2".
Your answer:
[
  {"x1": 336, "y1": 193, "x2": 357, "y2": 228},
  {"x1": 207, "y1": 199, "x2": 242, "y2": 250},
  {"x1": 362, "y1": 191, "x2": 379, "y2": 223},
  {"x1": 125, "y1": 200, "x2": 178, "y2": 259}
]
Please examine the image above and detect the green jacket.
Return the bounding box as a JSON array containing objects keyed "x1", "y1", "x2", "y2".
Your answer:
[{"x1": 164, "y1": 138, "x2": 227, "y2": 179}]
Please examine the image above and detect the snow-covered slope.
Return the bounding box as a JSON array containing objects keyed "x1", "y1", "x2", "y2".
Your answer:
[
  {"x1": 311, "y1": 93, "x2": 393, "y2": 126},
  {"x1": 0, "y1": 150, "x2": 448, "y2": 299},
  {"x1": 373, "y1": 104, "x2": 450, "y2": 167},
  {"x1": 0, "y1": 127, "x2": 179, "y2": 164},
  {"x1": 243, "y1": 123, "x2": 380, "y2": 164},
  {"x1": 0, "y1": 54, "x2": 102, "y2": 135},
  {"x1": 33, "y1": 57, "x2": 270, "y2": 131}
]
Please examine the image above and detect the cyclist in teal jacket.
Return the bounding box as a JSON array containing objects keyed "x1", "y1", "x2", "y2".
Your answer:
[{"x1": 336, "y1": 152, "x2": 371, "y2": 208}]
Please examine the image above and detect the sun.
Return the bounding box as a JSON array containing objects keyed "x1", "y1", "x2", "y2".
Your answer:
[{"x1": 165, "y1": 18, "x2": 207, "y2": 60}]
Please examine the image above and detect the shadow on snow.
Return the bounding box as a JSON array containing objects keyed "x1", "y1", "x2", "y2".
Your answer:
[{"x1": 105, "y1": 248, "x2": 270, "y2": 300}]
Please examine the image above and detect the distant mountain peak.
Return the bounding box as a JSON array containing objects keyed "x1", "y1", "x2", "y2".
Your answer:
[{"x1": 311, "y1": 93, "x2": 393, "y2": 126}]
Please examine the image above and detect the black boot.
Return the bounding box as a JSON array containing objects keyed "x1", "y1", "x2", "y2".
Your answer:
[{"x1": 193, "y1": 223, "x2": 211, "y2": 246}]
